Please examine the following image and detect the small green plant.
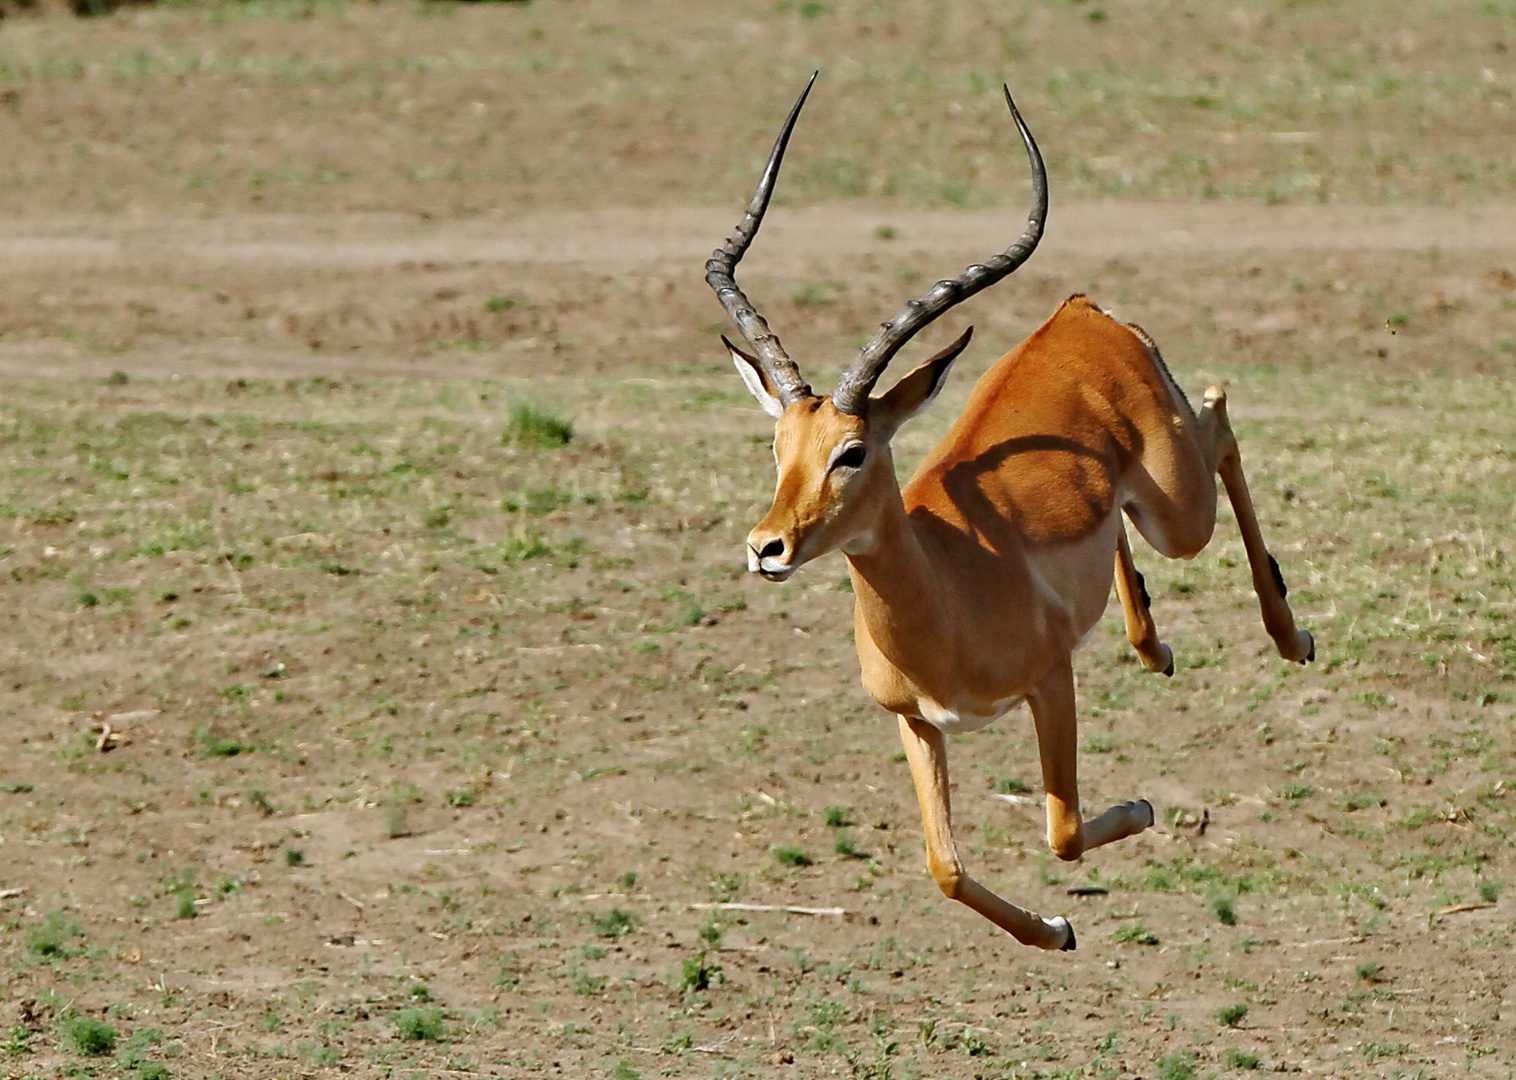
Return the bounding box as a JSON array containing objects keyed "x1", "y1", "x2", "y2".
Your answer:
[
  {"x1": 619, "y1": 871, "x2": 638, "y2": 890},
  {"x1": 393, "y1": 1006, "x2": 444, "y2": 1042},
  {"x1": 680, "y1": 951, "x2": 723, "y2": 992},
  {"x1": 1155, "y1": 1050, "x2": 1198, "y2": 1080},
  {"x1": 3, "y1": 1025, "x2": 31, "y2": 1055},
  {"x1": 197, "y1": 727, "x2": 254, "y2": 758},
  {"x1": 174, "y1": 890, "x2": 197, "y2": 920},
  {"x1": 26, "y1": 909, "x2": 84, "y2": 959},
  {"x1": 773, "y1": 845, "x2": 812, "y2": 867},
  {"x1": 1213, "y1": 1002, "x2": 1249, "y2": 1027},
  {"x1": 698, "y1": 919, "x2": 723, "y2": 947},
  {"x1": 1222, "y1": 1045, "x2": 1261, "y2": 1069},
  {"x1": 1109, "y1": 923, "x2": 1159, "y2": 946},
  {"x1": 823, "y1": 806, "x2": 852, "y2": 827},
  {"x1": 592, "y1": 908, "x2": 636, "y2": 938},
  {"x1": 1478, "y1": 880, "x2": 1502, "y2": 903},
  {"x1": 502, "y1": 403, "x2": 572, "y2": 448},
  {"x1": 61, "y1": 1015, "x2": 118, "y2": 1055},
  {"x1": 995, "y1": 776, "x2": 1031, "y2": 794},
  {"x1": 833, "y1": 830, "x2": 858, "y2": 857},
  {"x1": 283, "y1": 848, "x2": 305, "y2": 867},
  {"x1": 246, "y1": 788, "x2": 276, "y2": 816},
  {"x1": 1210, "y1": 895, "x2": 1238, "y2": 926},
  {"x1": 484, "y1": 293, "x2": 528, "y2": 312},
  {"x1": 445, "y1": 787, "x2": 476, "y2": 808},
  {"x1": 1356, "y1": 959, "x2": 1384, "y2": 983},
  {"x1": 385, "y1": 793, "x2": 410, "y2": 839}
]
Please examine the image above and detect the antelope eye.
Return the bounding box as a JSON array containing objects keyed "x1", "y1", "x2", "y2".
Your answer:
[{"x1": 832, "y1": 444, "x2": 867, "y2": 471}]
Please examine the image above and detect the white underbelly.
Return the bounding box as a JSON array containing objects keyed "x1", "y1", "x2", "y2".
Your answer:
[{"x1": 918, "y1": 694, "x2": 1026, "y2": 734}]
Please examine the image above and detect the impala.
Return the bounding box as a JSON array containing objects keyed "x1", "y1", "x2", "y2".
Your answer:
[{"x1": 706, "y1": 77, "x2": 1315, "y2": 951}]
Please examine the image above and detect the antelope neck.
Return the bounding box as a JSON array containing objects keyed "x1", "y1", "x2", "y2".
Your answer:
[{"x1": 843, "y1": 477, "x2": 952, "y2": 676}]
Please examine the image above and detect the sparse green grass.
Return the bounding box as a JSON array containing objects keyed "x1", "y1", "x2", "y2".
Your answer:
[
  {"x1": 26, "y1": 910, "x2": 84, "y2": 960},
  {"x1": 502, "y1": 403, "x2": 572, "y2": 449},
  {"x1": 1213, "y1": 1002, "x2": 1249, "y2": 1028},
  {"x1": 1209, "y1": 895, "x2": 1238, "y2": 926},
  {"x1": 679, "y1": 951, "x2": 723, "y2": 993},
  {"x1": 772, "y1": 845, "x2": 813, "y2": 867},
  {"x1": 1154, "y1": 1050, "x2": 1198, "y2": 1080},
  {"x1": 591, "y1": 908, "x2": 636, "y2": 938},
  {"x1": 60, "y1": 1016, "x2": 118, "y2": 1056},
  {"x1": 393, "y1": 1006, "x2": 445, "y2": 1042},
  {"x1": 1109, "y1": 923, "x2": 1160, "y2": 946}
]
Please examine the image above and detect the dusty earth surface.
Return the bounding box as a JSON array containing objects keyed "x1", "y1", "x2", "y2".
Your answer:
[{"x1": 1, "y1": 3, "x2": 1516, "y2": 1079}]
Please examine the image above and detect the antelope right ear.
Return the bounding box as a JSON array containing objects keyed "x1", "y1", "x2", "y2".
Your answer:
[
  {"x1": 870, "y1": 326, "x2": 973, "y2": 435},
  {"x1": 725, "y1": 336, "x2": 786, "y2": 419}
]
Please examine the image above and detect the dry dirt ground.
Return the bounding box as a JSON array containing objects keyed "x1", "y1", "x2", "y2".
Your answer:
[{"x1": 1, "y1": 3, "x2": 1515, "y2": 1079}]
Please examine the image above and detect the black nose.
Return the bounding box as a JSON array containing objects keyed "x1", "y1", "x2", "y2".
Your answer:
[{"x1": 757, "y1": 537, "x2": 786, "y2": 560}]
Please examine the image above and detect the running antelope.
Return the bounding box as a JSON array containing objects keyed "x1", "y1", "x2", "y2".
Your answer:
[{"x1": 706, "y1": 78, "x2": 1315, "y2": 951}]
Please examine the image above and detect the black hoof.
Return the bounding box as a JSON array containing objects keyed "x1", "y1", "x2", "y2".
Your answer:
[
  {"x1": 1161, "y1": 658, "x2": 1175, "y2": 678},
  {"x1": 1060, "y1": 922, "x2": 1077, "y2": 951},
  {"x1": 1300, "y1": 630, "x2": 1316, "y2": 665},
  {"x1": 1137, "y1": 799, "x2": 1156, "y2": 830}
]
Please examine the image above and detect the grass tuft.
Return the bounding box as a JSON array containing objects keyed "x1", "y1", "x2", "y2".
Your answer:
[
  {"x1": 61, "y1": 1016, "x2": 118, "y2": 1056},
  {"x1": 772, "y1": 845, "x2": 812, "y2": 867},
  {"x1": 502, "y1": 403, "x2": 572, "y2": 448},
  {"x1": 393, "y1": 1006, "x2": 444, "y2": 1042},
  {"x1": 1109, "y1": 923, "x2": 1160, "y2": 946},
  {"x1": 680, "y1": 951, "x2": 723, "y2": 993},
  {"x1": 1213, "y1": 1002, "x2": 1249, "y2": 1027},
  {"x1": 592, "y1": 908, "x2": 636, "y2": 938},
  {"x1": 26, "y1": 910, "x2": 85, "y2": 959}
]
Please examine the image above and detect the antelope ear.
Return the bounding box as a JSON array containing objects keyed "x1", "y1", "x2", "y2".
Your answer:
[
  {"x1": 870, "y1": 326, "x2": 973, "y2": 434},
  {"x1": 725, "y1": 335, "x2": 786, "y2": 419}
]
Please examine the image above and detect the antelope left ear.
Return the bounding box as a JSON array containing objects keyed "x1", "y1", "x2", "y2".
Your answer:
[
  {"x1": 725, "y1": 335, "x2": 786, "y2": 419},
  {"x1": 870, "y1": 326, "x2": 973, "y2": 434}
]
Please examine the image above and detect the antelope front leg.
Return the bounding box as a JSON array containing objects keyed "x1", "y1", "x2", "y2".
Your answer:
[
  {"x1": 897, "y1": 714, "x2": 1075, "y2": 951},
  {"x1": 1028, "y1": 658, "x2": 1155, "y2": 861},
  {"x1": 1114, "y1": 519, "x2": 1174, "y2": 676}
]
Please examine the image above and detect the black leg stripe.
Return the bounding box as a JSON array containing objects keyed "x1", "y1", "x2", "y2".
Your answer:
[
  {"x1": 1267, "y1": 553, "x2": 1289, "y2": 599},
  {"x1": 1135, "y1": 569, "x2": 1152, "y2": 611}
]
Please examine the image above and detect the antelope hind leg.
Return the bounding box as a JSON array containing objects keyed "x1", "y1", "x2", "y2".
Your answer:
[
  {"x1": 1200, "y1": 387, "x2": 1315, "y2": 664},
  {"x1": 897, "y1": 715, "x2": 1075, "y2": 951}
]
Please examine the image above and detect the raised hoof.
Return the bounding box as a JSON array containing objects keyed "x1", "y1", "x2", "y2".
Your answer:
[
  {"x1": 1136, "y1": 799, "x2": 1156, "y2": 830},
  {"x1": 1045, "y1": 916, "x2": 1075, "y2": 952},
  {"x1": 1295, "y1": 629, "x2": 1316, "y2": 665}
]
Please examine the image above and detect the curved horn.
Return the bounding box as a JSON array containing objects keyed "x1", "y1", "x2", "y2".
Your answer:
[
  {"x1": 833, "y1": 85, "x2": 1047, "y2": 416},
  {"x1": 705, "y1": 74, "x2": 818, "y2": 407}
]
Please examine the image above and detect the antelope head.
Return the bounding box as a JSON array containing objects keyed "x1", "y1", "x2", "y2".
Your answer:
[{"x1": 706, "y1": 75, "x2": 1048, "y2": 582}]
